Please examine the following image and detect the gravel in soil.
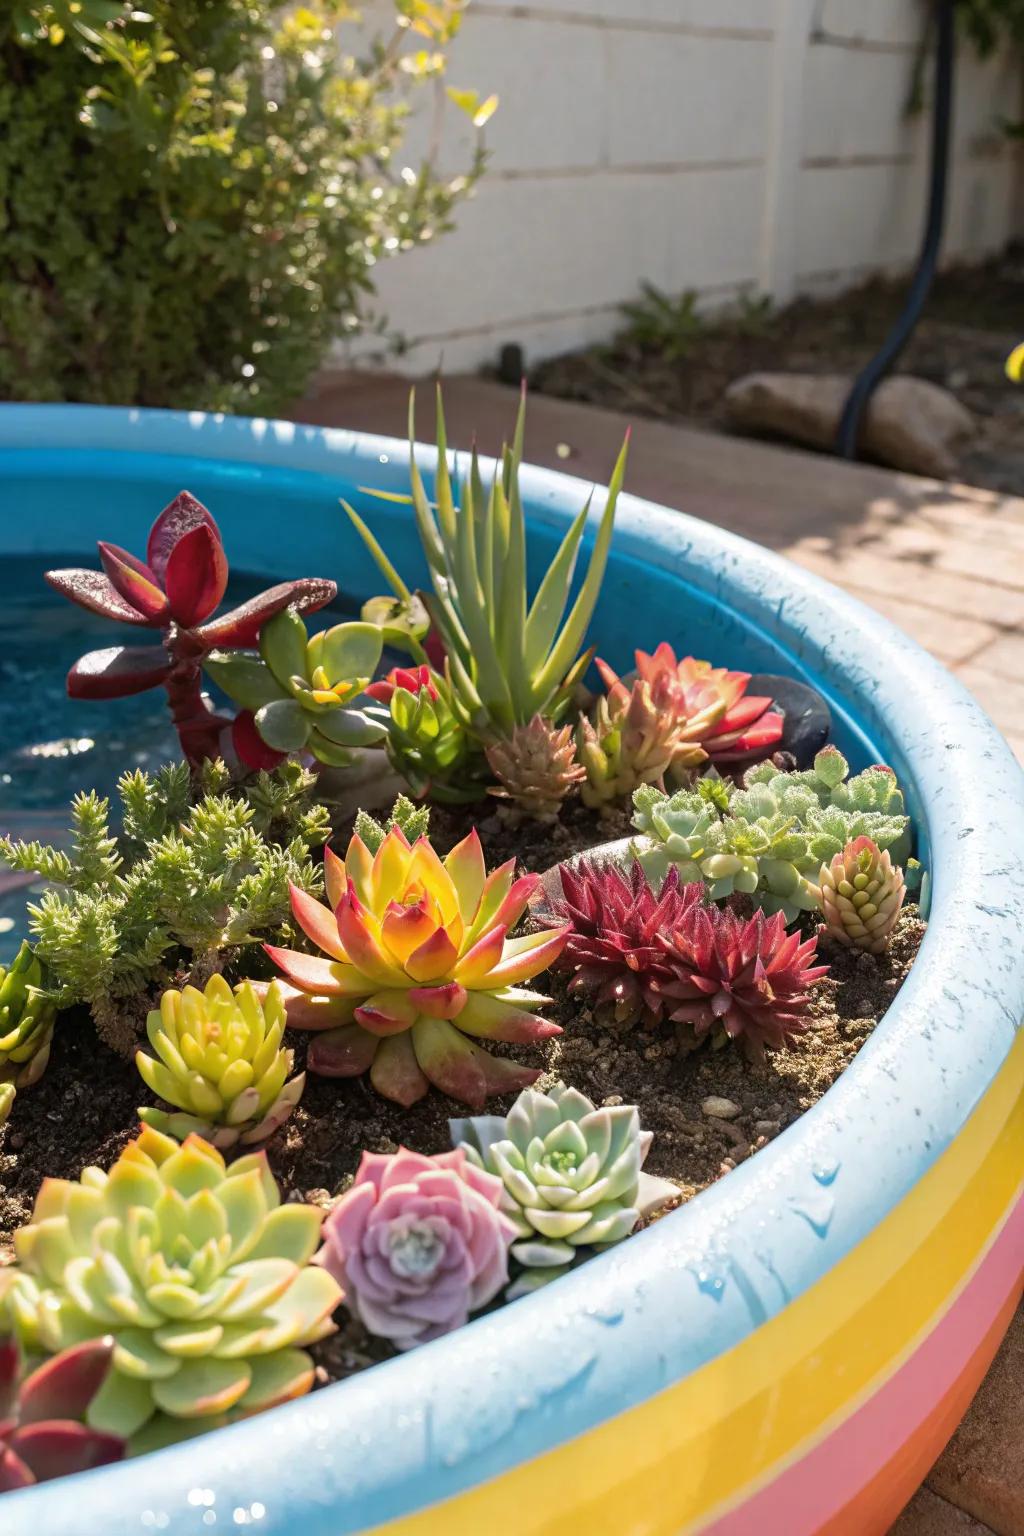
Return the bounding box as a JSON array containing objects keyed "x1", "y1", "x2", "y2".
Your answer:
[
  {"x1": 531, "y1": 251, "x2": 1024, "y2": 496},
  {"x1": 0, "y1": 798, "x2": 925, "y2": 1388}
]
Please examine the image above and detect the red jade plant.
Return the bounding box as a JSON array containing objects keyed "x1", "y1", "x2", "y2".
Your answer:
[{"x1": 46, "y1": 492, "x2": 336, "y2": 764}]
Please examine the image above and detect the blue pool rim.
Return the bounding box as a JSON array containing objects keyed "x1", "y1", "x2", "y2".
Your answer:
[{"x1": 0, "y1": 404, "x2": 1022, "y2": 1535}]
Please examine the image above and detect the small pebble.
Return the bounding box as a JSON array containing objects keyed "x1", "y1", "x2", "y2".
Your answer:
[
  {"x1": 702, "y1": 1095, "x2": 741, "y2": 1120},
  {"x1": 602, "y1": 1094, "x2": 623, "y2": 1107},
  {"x1": 754, "y1": 1120, "x2": 781, "y2": 1138}
]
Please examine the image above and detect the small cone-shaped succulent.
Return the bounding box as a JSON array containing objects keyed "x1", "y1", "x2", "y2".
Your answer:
[
  {"x1": 3, "y1": 1127, "x2": 341, "y2": 1446},
  {"x1": 577, "y1": 661, "x2": 707, "y2": 809},
  {"x1": 0, "y1": 1336, "x2": 125, "y2": 1493},
  {"x1": 486, "y1": 714, "x2": 587, "y2": 820},
  {"x1": 451, "y1": 1081, "x2": 676, "y2": 1293},
  {"x1": 316, "y1": 1147, "x2": 516, "y2": 1350},
  {"x1": 136, "y1": 977, "x2": 305, "y2": 1148},
  {"x1": 0, "y1": 942, "x2": 56, "y2": 1090},
  {"x1": 265, "y1": 824, "x2": 567, "y2": 1109},
  {"x1": 0, "y1": 1084, "x2": 13, "y2": 1128},
  {"x1": 819, "y1": 835, "x2": 905, "y2": 954}
]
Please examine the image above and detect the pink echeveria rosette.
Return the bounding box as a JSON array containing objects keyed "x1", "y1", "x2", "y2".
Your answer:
[{"x1": 316, "y1": 1147, "x2": 517, "y2": 1349}]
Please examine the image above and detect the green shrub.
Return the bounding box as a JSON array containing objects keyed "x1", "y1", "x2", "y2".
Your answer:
[{"x1": 0, "y1": 2, "x2": 490, "y2": 409}]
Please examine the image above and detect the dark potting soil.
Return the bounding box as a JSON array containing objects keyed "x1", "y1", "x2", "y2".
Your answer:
[{"x1": 0, "y1": 796, "x2": 925, "y2": 1388}]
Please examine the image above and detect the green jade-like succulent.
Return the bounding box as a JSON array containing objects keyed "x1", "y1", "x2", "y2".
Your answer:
[
  {"x1": 633, "y1": 747, "x2": 913, "y2": 922},
  {"x1": 205, "y1": 608, "x2": 386, "y2": 766},
  {"x1": 0, "y1": 943, "x2": 56, "y2": 1092},
  {"x1": 451, "y1": 1081, "x2": 676, "y2": 1296}
]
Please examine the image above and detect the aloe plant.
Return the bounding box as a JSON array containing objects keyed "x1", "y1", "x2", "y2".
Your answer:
[{"x1": 347, "y1": 387, "x2": 629, "y2": 742}]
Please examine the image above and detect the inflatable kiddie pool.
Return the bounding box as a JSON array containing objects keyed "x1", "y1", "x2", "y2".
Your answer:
[{"x1": 1, "y1": 405, "x2": 1022, "y2": 1536}]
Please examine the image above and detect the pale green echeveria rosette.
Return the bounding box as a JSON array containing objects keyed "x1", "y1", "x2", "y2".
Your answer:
[
  {"x1": 204, "y1": 607, "x2": 387, "y2": 767},
  {"x1": 1, "y1": 1126, "x2": 340, "y2": 1453},
  {"x1": 452, "y1": 1081, "x2": 676, "y2": 1298}
]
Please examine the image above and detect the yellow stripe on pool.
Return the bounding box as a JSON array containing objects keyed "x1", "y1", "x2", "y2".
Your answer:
[{"x1": 370, "y1": 1028, "x2": 1024, "y2": 1536}]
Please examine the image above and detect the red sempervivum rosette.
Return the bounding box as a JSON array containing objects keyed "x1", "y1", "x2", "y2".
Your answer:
[
  {"x1": 661, "y1": 904, "x2": 828, "y2": 1060},
  {"x1": 264, "y1": 825, "x2": 567, "y2": 1108}
]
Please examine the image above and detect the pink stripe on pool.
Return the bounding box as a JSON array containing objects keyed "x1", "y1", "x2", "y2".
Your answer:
[{"x1": 702, "y1": 1188, "x2": 1024, "y2": 1536}]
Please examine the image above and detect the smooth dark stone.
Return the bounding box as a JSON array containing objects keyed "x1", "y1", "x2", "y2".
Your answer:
[{"x1": 749, "y1": 674, "x2": 831, "y2": 768}]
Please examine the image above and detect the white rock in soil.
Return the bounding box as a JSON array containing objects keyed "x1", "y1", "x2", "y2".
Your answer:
[
  {"x1": 702, "y1": 1095, "x2": 741, "y2": 1121},
  {"x1": 723, "y1": 372, "x2": 975, "y2": 479}
]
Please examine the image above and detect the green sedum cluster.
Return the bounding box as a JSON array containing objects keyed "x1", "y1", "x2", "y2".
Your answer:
[
  {"x1": 0, "y1": 2, "x2": 487, "y2": 411},
  {"x1": 2, "y1": 1126, "x2": 340, "y2": 1450},
  {"x1": 0, "y1": 762, "x2": 330, "y2": 1054},
  {"x1": 632, "y1": 747, "x2": 912, "y2": 922}
]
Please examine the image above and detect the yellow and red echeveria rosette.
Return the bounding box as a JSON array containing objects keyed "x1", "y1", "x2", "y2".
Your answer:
[
  {"x1": 634, "y1": 644, "x2": 784, "y2": 766},
  {"x1": 264, "y1": 826, "x2": 568, "y2": 1109}
]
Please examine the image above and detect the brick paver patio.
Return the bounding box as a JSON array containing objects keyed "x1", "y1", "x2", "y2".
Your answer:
[{"x1": 292, "y1": 373, "x2": 1024, "y2": 1536}]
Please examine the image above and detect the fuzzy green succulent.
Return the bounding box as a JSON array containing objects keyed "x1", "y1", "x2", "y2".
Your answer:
[
  {"x1": 2, "y1": 1126, "x2": 341, "y2": 1451},
  {"x1": 633, "y1": 748, "x2": 912, "y2": 922},
  {"x1": 137, "y1": 977, "x2": 305, "y2": 1148},
  {"x1": 0, "y1": 942, "x2": 56, "y2": 1090},
  {"x1": 451, "y1": 1081, "x2": 676, "y2": 1295},
  {"x1": 0, "y1": 762, "x2": 330, "y2": 1056}
]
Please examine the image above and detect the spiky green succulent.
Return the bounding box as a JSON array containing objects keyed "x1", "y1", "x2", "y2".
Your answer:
[
  {"x1": 3, "y1": 1126, "x2": 341, "y2": 1449},
  {"x1": 451, "y1": 1081, "x2": 675, "y2": 1295},
  {"x1": 633, "y1": 748, "x2": 912, "y2": 922},
  {"x1": 136, "y1": 977, "x2": 305, "y2": 1148},
  {"x1": 0, "y1": 942, "x2": 56, "y2": 1090},
  {"x1": 347, "y1": 387, "x2": 629, "y2": 742},
  {"x1": 205, "y1": 608, "x2": 386, "y2": 766}
]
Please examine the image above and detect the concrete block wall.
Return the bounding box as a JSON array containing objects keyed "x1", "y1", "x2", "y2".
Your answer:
[{"x1": 336, "y1": 0, "x2": 1024, "y2": 376}]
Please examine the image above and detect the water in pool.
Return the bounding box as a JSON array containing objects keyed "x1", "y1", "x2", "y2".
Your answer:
[{"x1": 0, "y1": 554, "x2": 357, "y2": 959}]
